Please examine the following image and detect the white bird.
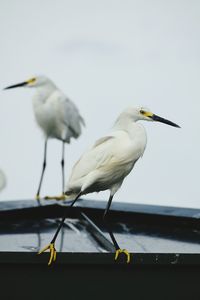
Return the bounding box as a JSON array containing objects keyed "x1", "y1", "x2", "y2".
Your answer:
[
  {"x1": 0, "y1": 169, "x2": 6, "y2": 192},
  {"x1": 4, "y1": 76, "x2": 85, "y2": 202},
  {"x1": 38, "y1": 106, "x2": 180, "y2": 265}
]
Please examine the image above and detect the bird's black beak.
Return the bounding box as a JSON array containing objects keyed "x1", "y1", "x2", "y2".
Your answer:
[
  {"x1": 151, "y1": 114, "x2": 180, "y2": 128},
  {"x1": 3, "y1": 81, "x2": 28, "y2": 90}
]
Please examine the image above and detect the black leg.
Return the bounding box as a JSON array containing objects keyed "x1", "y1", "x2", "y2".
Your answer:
[
  {"x1": 51, "y1": 191, "x2": 82, "y2": 244},
  {"x1": 103, "y1": 194, "x2": 120, "y2": 250},
  {"x1": 61, "y1": 141, "x2": 65, "y2": 195},
  {"x1": 102, "y1": 194, "x2": 131, "y2": 263},
  {"x1": 59, "y1": 226, "x2": 65, "y2": 252},
  {"x1": 38, "y1": 191, "x2": 82, "y2": 265},
  {"x1": 36, "y1": 139, "x2": 48, "y2": 204}
]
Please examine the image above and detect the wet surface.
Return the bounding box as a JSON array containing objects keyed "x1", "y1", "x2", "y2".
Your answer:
[
  {"x1": 0, "y1": 219, "x2": 101, "y2": 253},
  {"x1": 0, "y1": 217, "x2": 200, "y2": 255},
  {"x1": 0, "y1": 199, "x2": 200, "y2": 258}
]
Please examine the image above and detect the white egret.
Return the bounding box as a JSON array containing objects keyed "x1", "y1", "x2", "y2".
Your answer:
[
  {"x1": 38, "y1": 106, "x2": 180, "y2": 265},
  {"x1": 4, "y1": 76, "x2": 85, "y2": 202},
  {"x1": 0, "y1": 169, "x2": 6, "y2": 192}
]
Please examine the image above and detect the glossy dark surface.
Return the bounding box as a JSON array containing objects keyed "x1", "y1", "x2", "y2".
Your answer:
[
  {"x1": 1, "y1": 199, "x2": 200, "y2": 300},
  {"x1": 0, "y1": 199, "x2": 200, "y2": 265}
]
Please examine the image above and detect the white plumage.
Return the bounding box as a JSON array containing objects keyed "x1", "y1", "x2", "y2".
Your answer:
[
  {"x1": 66, "y1": 107, "x2": 147, "y2": 198},
  {"x1": 32, "y1": 77, "x2": 84, "y2": 142},
  {"x1": 38, "y1": 105, "x2": 180, "y2": 265},
  {"x1": 4, "y1": 75, "x2": 85, "y2": 200},
  {"x1": 0, "y1": 169, "x2": 6, "y2": 192}
]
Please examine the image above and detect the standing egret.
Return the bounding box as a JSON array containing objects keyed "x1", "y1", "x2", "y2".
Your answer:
[
  {"x1": 4, "y1": 76, "x2": 85, "y2": 202},
  {"x1": 0, "y1": 169, "x2": 6, "y2": 192},
  {"x1": 38, "y1": 106, "x2": 180, "y2": 265}
]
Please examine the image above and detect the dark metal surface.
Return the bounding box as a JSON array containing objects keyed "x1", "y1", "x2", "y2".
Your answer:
[
  {"x1": 0, "y1": 199, "x2": 200, "y2": 262},
  {"x1": 80, "y1": 212, "x2": 115, "y2": 252},
  {"x1": 0, "y1": 199, "x2": 200, "y2": 300},
  {"x1": 1, "y1": 252, "x2": 200, "y2": 266},
  {"x1": 1, "y1": 198, "x2": 200, "y2": 227},
  {"x1": 1, "y1": 262, "x2": 200, "y2": 300}
]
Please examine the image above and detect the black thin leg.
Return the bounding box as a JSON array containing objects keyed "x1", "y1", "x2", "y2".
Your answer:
[
  {"x1": 36, "y1": 140, "x2": 48, "y2": 204},
  {"x1": 51, "y1": 192, "x2": 82, "y2": 244},
  {"x1": 103, "y1": 194, "x2": 120, "y2": 250},
  {"x1": 61, "y1": 141, "x2": 65, "y2": 195},
  {"x1": 59, "y1": 226, "x2": 65, "y2": 252}
]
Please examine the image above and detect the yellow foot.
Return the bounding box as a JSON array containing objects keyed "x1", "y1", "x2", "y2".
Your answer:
[
  {"x1": 44, "y1": 194, "x2": 66, "y2": 201},
  {"x1": 38, "y1": 243, "x2": 57, "y2": 266},
  {"x1": 115, "y1": 249, "x2": 131, "y2": 263}
]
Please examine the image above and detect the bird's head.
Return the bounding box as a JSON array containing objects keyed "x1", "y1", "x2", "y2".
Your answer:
[
  {"x1": 120, "y1": 107, "x2": 180, "y2": 128},
  {"x1": 4, "y1": 75, "x2": 53, "y2": 90},
  {"x1": 137, "y1": 107, "x2": 180, "y2": 128}
]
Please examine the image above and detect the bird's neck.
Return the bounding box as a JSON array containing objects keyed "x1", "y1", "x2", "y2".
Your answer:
[
  {"x1": 113, "y1": 117, "x2": 145, "y2": 139},
  {"x1": 35, "y1": 83, "x2": 57, "y2": 100},
  {"x1": 113, "y1": 114, "x2": 138, "y2": 130}
]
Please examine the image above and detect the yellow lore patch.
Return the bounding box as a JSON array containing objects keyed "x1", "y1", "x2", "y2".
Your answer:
[
  {"x1": 140, "y1": 110, "x2": 153, "y2": 117},
  {"x1": 27, "y1": 77, "x2": 36, "y2": 84}
]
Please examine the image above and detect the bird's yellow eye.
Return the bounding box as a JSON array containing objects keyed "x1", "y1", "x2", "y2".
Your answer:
[{"x1": 27, "y1": 77, "x2": 36, "y2": 84}]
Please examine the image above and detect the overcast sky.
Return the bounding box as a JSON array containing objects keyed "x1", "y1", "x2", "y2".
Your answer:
[{"x1": 0, "y1": 0, "x2": 199, "y2": 208}]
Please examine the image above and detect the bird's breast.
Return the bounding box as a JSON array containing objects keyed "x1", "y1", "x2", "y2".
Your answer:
[
  {"x1": 113, "y1": 127, "x2": 147, "y2": 163},
  {"x1": 32, "y1": 96, "x2": 62, "y2": 139}
]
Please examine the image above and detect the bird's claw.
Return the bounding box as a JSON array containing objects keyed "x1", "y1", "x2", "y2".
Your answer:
[
  {"x1": 38, "y1": 243, "x2": 57, "y2": 266},
  {"x1": 44, "y1": 194, "x2": 66, "y2": 201},
  {"x1": 115, "y1": 248, "x2": 131, "y2": 263}
]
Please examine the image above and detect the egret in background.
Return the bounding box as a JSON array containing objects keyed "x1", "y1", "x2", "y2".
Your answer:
[
  {"x1": 0, "y1": 169, "x2": 6, "y2": 192},
  {"x1": 4, "y1": 76, "x2": 85, "y2": 202},
  {"x1": 38, "y1": 106, "x2": 180, "y2": 265}
]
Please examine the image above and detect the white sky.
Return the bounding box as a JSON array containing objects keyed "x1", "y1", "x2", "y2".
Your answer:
[{"x1": 0, "y1": 0, "x2": 200, "y2": 208}]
